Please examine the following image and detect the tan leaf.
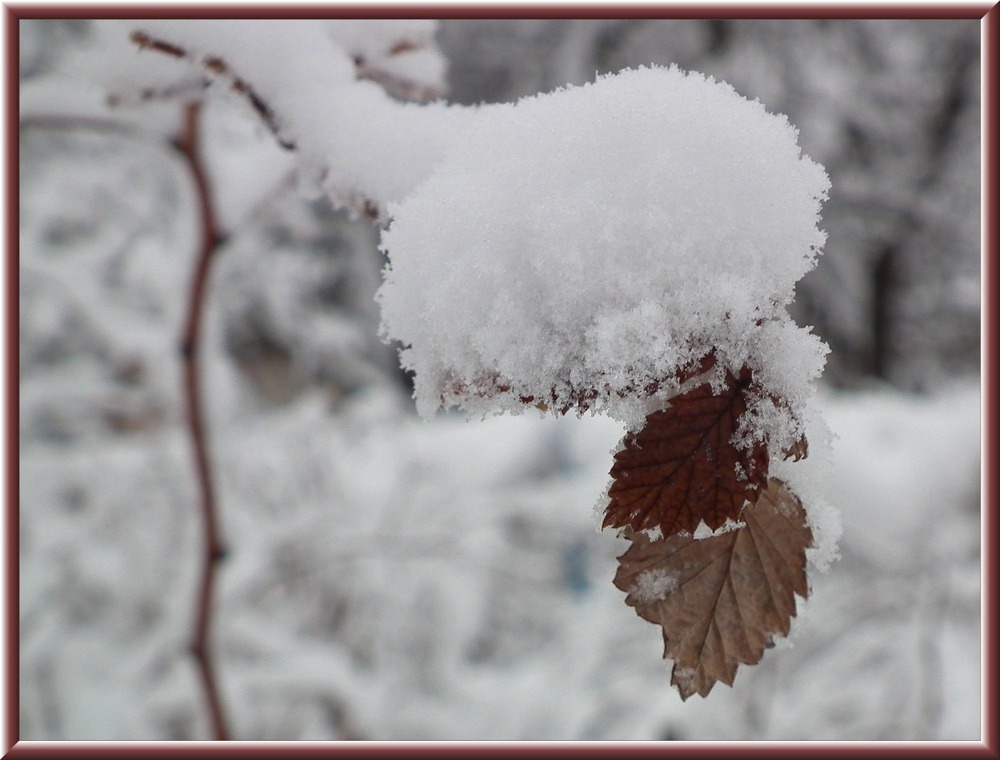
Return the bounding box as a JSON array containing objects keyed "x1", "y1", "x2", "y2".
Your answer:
[
  {"x1": 613, "y1": 479, "x2": 812, "y2": 699},
  {"x1": 603, "y1": 364, "x2": 769, "y2": 537}
]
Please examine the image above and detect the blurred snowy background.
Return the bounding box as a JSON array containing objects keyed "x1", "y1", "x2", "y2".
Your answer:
[{"x1": 18, "y1": 19, "x2": 981, "y2": 740}]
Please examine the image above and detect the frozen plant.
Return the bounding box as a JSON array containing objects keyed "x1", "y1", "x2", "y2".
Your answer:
[
  {"x1": 375, "y1": 51, "x2": 834, "y2": 701},
  {"x1": 59, "y1": 17, "x2": 835, "y2": 727}
]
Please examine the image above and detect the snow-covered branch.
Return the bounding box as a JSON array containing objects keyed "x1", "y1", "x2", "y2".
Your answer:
[
  {"x1": 84, "y1": 17, "x2": 833, "y2": 521},
  {"x1": 54, "y1": 16, "x2": 838, "y2": 713},
  {"x1": 130, "y1": 30, "x2": 297, "y2": 151},
  {"x1": 92, "y1": 20, "x2": 473, "y2": 222}
]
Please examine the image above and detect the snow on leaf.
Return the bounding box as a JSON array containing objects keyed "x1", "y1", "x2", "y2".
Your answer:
[
  {"x1": 613, "y1": 478, "x2": 812, "y2": 700},
  {"x1": 783, "y1": 434, "x2": 809, "y2": 462},
  {"x1": 632, "y1": 568, "x2": 678, "y2": 602},
  {"x1": 602, "y1": 364, "x2": 769, "y2": 537}
]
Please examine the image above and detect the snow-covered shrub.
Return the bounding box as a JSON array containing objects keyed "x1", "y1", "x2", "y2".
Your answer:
[{"x1": 20, "y1": 16, "x2": 856, "y2": 731}]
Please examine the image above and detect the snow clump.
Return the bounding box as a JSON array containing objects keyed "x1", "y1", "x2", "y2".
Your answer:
[
  {"x1": 378, "y1": 65, "x2": 830, "y2": 432},
  {"x1": 632, "y1": 568, "x2": 678, "y2": 602}
]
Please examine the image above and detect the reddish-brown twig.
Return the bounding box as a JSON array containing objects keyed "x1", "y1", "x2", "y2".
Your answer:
[
  {"x1": 177, "y1": 100, "x2": 230, "y2": 741},
  {"x1": 127, "y1": 29, "x2": 396, "y2": 225},
  {"x1": 132, "y1": 30, "x2": 295, "y2": 151},
  {"x1": 353, "y1": 56, "x2": 443, "y2": 103}
]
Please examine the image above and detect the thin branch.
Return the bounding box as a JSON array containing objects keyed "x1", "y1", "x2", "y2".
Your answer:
[
  {"x1": 351, "y1": 36, "x2": 443, "y2": 103},
  {"x1": 353, "y1": 55, "x2": 443, "y2": 104},
  {"x1": 128, "y1": 28, "x2": 389, "y2": 226},
  {"x1": 106, "y1": 79, "x2": 210, "y2": 108},
  {"x1": 177, "y1": 100, "x2": 230, "y2": 741},
  {"x1": 132, "y1": 30, "x2": 296, "y2": 151}
]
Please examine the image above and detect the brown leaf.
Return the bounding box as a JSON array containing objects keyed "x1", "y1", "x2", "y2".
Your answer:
[
  {"x1": 603, "y1": 365, "x2": 769, "y2": 537},
  {"x1": 613, "y1": 479, "x2": 812, "y2": 699}
]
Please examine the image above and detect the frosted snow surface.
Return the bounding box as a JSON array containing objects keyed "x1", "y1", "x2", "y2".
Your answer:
[
  {"x1": 633, "y1": 569, "x2": 678, "y2": 602},
  {"x1": 378, "y1": 66, "x2": 830, "y2": 431}
]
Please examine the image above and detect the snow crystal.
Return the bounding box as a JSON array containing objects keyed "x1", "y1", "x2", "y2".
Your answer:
[
  {"x1": 692, "y1": 518, "x2": 747, "y2": 540},
  {"x1": 672, "y1": 667, "x2": 699, "y2": 690},
  {"x1": 642, "y1": 525, "x2": 664, "y2": 542},
  {"x1": 632, "y1": 568, "x2": 678, "y2": 602},
  {"x1": 377, "y1": 65, "x2": 830, "y2": 434},
  {"x1": 772, "y1": 399, "x2": 841, "y2": 573}
]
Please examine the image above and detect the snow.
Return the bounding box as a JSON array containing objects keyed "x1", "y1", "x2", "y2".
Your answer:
[
  {"x1": 323, "y1": 19, "x2": 447, "y2": 95},
  {"x1": 692, "y1": 518, "x2": 747, "y2": 540},
  {"x1": 377, "y1": 65, "x2": 830, "y2": 434},
  {"x1": 17, "y1": 18, "x2": 980, "y2": 743},
  {"x1": 66, "y1": 23, "x2": 833, "y2": 461},
  {"x1": 633, "y1": 568, "x2": 678, "y2": 602},
  {"x1": 18, "y1": 385, "x2": 980, "y2": 740},
  {"x1": 820, "y1": 384, "x2": 981, "y2": 568},
  {"x1": 73, "y1": 20, "x2": 477, "y2": 211},
  {"x1": 774, "y1": 398, "x2": 841, "y2": 573}
]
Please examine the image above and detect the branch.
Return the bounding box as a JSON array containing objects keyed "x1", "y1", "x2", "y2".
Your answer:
[
  {"x1": 131, "y1": 30, "x2": 296, "y2": 151},
  {"x1": 105, "y1": 79, "x2": 210, "y2": 108},
  {"x1": 177, "y1": 100, "x2": 231, "y2": 741},
  {"x1": 128, "y1": 29, "x2": 391, "y2": 225},
  {"x1": 353, "y1": 50, "x2": 443, "y2": 104}
]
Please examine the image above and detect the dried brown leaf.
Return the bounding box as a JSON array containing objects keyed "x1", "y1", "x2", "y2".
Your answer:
[
  {"x1": 603, "y1": 365, "x2": 769, "y2": 537},
  {"x1": 613, "y1": 479, "x2": 812, "y2": 699}
]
